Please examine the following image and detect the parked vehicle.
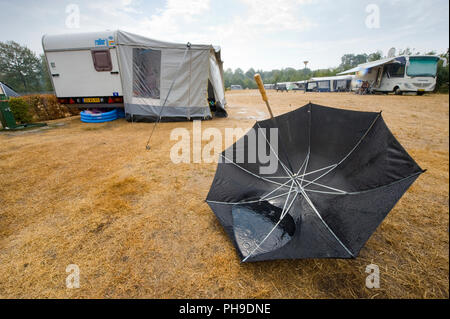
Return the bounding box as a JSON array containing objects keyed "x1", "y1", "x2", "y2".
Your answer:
[
  {"x1": 275, "y1": 83, "x2": 288, "y2": 92},
  {"x1": 338, "y1": 55, "x2": 445, "y2": 95},
  {"x1": 305, "y1": 75, "x2": 354, "y2": 92}
]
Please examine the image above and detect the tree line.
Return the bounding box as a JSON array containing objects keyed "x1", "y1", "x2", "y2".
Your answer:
[
  {"x1": 224, "y1": 49, "x2": 449, "y2": 91},
  {"x1": 0, "y1": 40, "x2": 448, "y2": 93}
]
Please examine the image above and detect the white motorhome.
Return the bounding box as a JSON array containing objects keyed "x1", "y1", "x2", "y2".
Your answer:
[
  {"x1": 42, "y1": 30, "x2": 227, "y2": 121},
  {"x1": 305, "y1": 75, "x2": 354, "y2": 92},
  {"x1": 338, "y1": 55, "x2": 444, "y2": 95}
]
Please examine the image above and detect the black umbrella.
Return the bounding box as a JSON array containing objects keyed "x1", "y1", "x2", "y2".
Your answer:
[{"x1": 206, "y1": 77, "x2": 424, "y2": 262}]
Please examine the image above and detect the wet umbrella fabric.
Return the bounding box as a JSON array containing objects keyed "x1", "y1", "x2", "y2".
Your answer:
[{"x1": 206, "y1": 103, "x2": 424, "y2": 262}]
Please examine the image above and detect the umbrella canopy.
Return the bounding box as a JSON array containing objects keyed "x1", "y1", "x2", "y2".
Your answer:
[{"x1": 206, "y1": 103, "x2": 424, "y2": 262}]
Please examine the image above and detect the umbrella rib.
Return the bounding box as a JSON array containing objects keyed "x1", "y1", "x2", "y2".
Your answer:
[
  {"x1": 304, "y1": 189, "x2": 347, "y2": 195},
  {"x1": 296, "y1": 103, "x2": 312, "y2": 177},
  {"x1": 256, "y1": 122, "x2": 293, "y2": 177},
  {"x1": 280, "y1": 180, "x2": 296, "y2": 219},
  {"x1": 260, "y1": 179, "x2": 294, "y2": 200},
  {"x1": 242, "y1": 191, "x2": 299, "y2": 262},
  {"x1": 220, "y1": 154, "x2": 290, "y2": 188},
  {"x1": 346, "y1": 171, "x2": 423, "y2": 195},
  {"x1": 299, "y1": 188, "x2": 354, "y2": 257},
  {"x1": 297, "y1": 164, "x2": 336, "y2": 179},
  {"x1": 301, "y1": 113, "x2": 381, "y2": 189},
  {"x1": 298, "y1": 104, "x2": 312, "y2": 185},
  {"x1": 206, "y1": 189, "x2": 296, "y2": 205},
  {"x1": 299, "y1": 151, "x2": 310, "y2": 187},
  {"x1": 295, "y1": 149, "x2": 310, "y2": 176},
  {"x1": 302, "y1": 171, "x2": 423, "y2": 196},
  {"x1": 300, "y1": 178, "x2": 347, "y2": 194}
]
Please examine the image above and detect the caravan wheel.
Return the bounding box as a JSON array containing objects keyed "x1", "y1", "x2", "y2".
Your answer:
[{"x1": 394, "y1": 87, "x2": 403, "y2": 95}]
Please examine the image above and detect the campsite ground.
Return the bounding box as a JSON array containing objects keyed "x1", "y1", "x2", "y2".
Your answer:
[{"x1": 0, "y1": 91, "x2": 448, "y2": 298}]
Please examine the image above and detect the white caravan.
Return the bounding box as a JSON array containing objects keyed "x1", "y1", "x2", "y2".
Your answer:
[
  {"x1": 305, "y1": 75, "x2": 354, "y2": 92},
  {"x1": 42, "y1": 30, "x2": 227, "y2": 121},
  {"x1": 338, "y1": 55, "x2": 444, "y2": 95}
]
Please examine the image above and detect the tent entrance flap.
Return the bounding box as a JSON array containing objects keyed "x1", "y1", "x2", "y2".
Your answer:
[{"x1": 208, "y1": 52, "x2": 227, "y2": 117}]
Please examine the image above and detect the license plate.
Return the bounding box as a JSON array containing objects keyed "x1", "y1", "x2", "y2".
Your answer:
[
  {"x1": 83, "y1": 98, "x2": 100, "y2": 103},
  {"x1": 418, "y1": 89, "x2": 425, "y2": 92}
]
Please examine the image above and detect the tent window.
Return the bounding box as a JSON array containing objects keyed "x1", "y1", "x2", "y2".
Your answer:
[
  {"x1": 91, "y1": 50, "x2": 112, "y2": 71},
  {"x1": 335, "y1": 80, "x2": 348, "y2": 90},
  {"x1": 133, "y1": 48, "x2": 161, "y2": 99},
  {"x1": 318, "y1": 81, "x2": 330, "y2": 89},
  {"x1": 307, "y1": 82, "x2": 317, "y2": 90}
]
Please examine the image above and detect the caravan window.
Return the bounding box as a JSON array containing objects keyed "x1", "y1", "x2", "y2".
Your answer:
[
  {"x1": 385, "y1": 63, "x2": 405, "y2": 78},
  {"x1": 407, "y1": 57, "x2": 439, "y2": 77},
  {"x1": 133, "y1": 48, "x2": 161, "y2": 99},
  {"x1": 91, "y1": 50, "x2": 113, "y2": 71}
]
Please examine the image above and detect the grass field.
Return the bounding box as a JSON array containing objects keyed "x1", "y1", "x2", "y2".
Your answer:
[{"x1": 0, "y1": 91, "x2": 448, "y2": 298}]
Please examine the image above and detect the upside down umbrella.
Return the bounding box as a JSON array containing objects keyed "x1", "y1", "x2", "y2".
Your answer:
[{"x1": 206, "y1": 83, "x2": 424, "y2": 262}]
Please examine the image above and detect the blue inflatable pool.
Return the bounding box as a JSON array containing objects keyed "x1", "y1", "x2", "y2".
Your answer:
[{"x1": 80, "y1": 109, "x2": 118, "y2": 123}]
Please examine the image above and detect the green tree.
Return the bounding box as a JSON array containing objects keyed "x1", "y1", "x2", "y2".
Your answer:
[
  {"x1": 39, "y1": 54, "x2": 53, "y2": 91},
  {"x1": 368, "y1": 51, "x2": 383, "y2": 62},
  {"x1": 0, "y1": 41, "x2": 42, "y2": 92},
  {"x1": 398, "y1": 48, "x2": 413, "y2": 56},
  {"x1": 245, "y1": 68, "x2": 256, "y2": 79},
  {"x1": 340, "y1": 53, "x2": 368, "y2": 70},
  {"x1": 436, "y1": 50, "x2": 449, "y2": 92}
]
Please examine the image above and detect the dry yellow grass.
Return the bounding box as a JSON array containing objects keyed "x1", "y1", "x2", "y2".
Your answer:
[{"x1": 0, "y1": 91, "x2": 448, "y2": 298}]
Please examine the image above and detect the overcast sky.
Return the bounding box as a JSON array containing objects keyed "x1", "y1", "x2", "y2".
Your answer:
[{"x1": 0, "y1": 0, "x2": 448, "y2": 70}]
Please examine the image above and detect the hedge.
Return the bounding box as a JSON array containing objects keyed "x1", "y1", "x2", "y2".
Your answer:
[{"x1": 8, "y1": 94, "x2": 79, "y2": 123}]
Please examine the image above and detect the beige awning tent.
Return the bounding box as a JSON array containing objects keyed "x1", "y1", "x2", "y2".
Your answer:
[{"x1": 115, "y1": 31, "x2": 227, "y2": 121}]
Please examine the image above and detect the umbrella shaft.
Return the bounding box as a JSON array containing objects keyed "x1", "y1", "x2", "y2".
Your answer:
[{"x1": 265, "y1": 100, "x2": 274, "y2": 118}]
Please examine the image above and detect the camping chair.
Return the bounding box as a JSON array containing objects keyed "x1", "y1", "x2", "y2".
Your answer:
[{"x1": 356, "y1": 81, "x2": 374, "y2": 95}]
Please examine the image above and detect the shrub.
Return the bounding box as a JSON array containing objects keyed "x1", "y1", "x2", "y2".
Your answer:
[
  {"x1": 21, "y1": 94, "x2": 80, "y2": 121},
  {"x1": 6, "y1": 95, "x2": 80, "y2": 124},
  {"x1": 9, "y1": 97, "x2": 32, "y2": 124},
  {"x1": 435, "y1": 57, "x2": 449, "y2": 93}
]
